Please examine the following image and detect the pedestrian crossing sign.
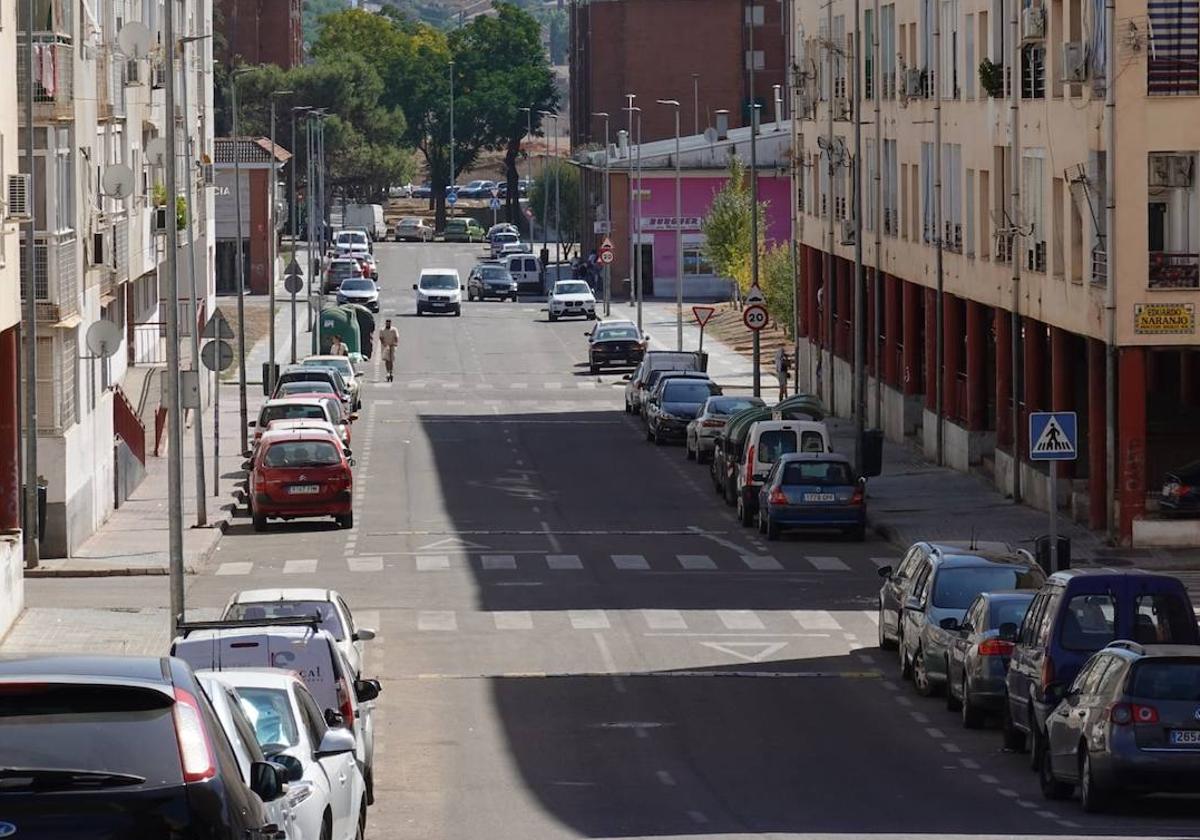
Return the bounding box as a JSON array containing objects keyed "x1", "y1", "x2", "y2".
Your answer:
[{"x1": 1029, "y1": 411, "x2": 1077, "y2": 461}]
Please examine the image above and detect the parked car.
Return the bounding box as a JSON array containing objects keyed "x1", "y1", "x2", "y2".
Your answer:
[
  {"x1": 333, "y1": 229, "x2": 371, "y2": 256},
  {"x1": 1160, "y1": 459, "x2": 1200, "y2": 516},
  {"x1": 272, "y1": 392, "x2": 353, "y2": 447},
  {"x1": 251, "y1": 398, "x2": 338, "y2": 449},
  {"x1": 245, "y1": 429, "x2": 355, "y2": 530},
  {"x1": 732, "y1": 418, "x2": 832, "y2": 526},
  {"x1": 0, "y1": 655, "x2": 288, "y2": 839},
  {"x1": 945, "y1": 590, "x2": 1037, "y2": 727},
  {"x1": 342, "y1": 204, "x2": 387, "y2": 241},
  {"x1": 1004, "y1": 570, "x2": 1199, "y2": 759},
  {"x1": 443, "y1": 218, "x2": 485, "y2": 242},
  {"x1": 644, "y1": 375, "x2": 720, "y2": 445},
  {"x1": 685, "y1": 396, "x2": 766, "y2": 463},
  {"x1": 353, "y1": 252, "x2": 378, "y2": 280},
  {"x1": 640, "y1": 371, "x2": 713, "y2": 422},
  {"x1": 489, "y1": 231, "x2": 521, "y2": 257},
  {"x1": 336, "y1": 278, "x2": 380, "y2": 312},
  {"x1": 505, "y1": 253, "x2": 542, "y2": 294},
  {"x1": 274, "y1": 380, "x2": 340, "y2": 403},
  {"x1": 486, "y1": 223, "x2": 519, "y2": 241},
  {"x1": 272, "y1": 366, "x2": 351, "y2": 409},
  {"x1": 394, "y1": 217, "x2": 435, "y2": 242},
  {"x1": 222, "y1": 587, "x2": 377, "y2": 680},
  {"x1": 300, "y1": 356, "x2": 361, "y2": 411},
  {"x1": 467, "y1": 263, "x2": 519, "y2": 301},
  {"x1": 548, "y1": 280, "x2": 597, "y2": 321},
  {"x1": 588, "y1": 322, "x2": 646, "y2": 373},
  {"x1": 459, "y1": 179, "x2": 497, "y2": 198},
  {"x1": 265, "y1": 418, "x2": 348, "y2": 451},
  {"x1": 413, "y1": 268, "x2": 464, "y2": 316},
  {"x1": 756, "y1": 452, "x2": 866, "y2": 541},
  {"x1": 1039, "y1": 641, "x2": 1200, "y2": 811},
  {"x1": 203, "y1": 669, "x2": 368, "y2": 838},
  {"x1": 411, "y1": 183, "x2": 432, "y2": 199},
  {"x1": 623, "y1": 350, "x2": 707, "y2": 414},
  {"x1": 171, "y1": 619, "x2": 381, "y2": 807},
  {"x1": 322, "y1": 258, "x2": 362, "y2": 294}
]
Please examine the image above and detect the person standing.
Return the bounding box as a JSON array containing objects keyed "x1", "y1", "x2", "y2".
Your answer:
[
  {"x1": 774, "y1": 346, "x2": 791, "y2": 402},
  {"x1": 329, "y1": 334, "x2": 348, "y2": 357},
  {"x1": 379, "y1": 318, "x2": 400, "y2": 382}
]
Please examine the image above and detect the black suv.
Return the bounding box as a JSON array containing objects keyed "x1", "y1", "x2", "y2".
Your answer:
[{"x1": 0, "y1": 655, "x2": 288, "y2": 839}]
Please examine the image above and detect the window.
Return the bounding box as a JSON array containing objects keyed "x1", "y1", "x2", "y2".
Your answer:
[
  {"x1": 224, "y1": 688, "x2": 268, "y2": 764},
  {"x1": 292, "y1": 684, "x2": 328, "y2": 747},
  {"x1": 913, "y1": 562, "x2": 934, "y2": 605},
  {"x1": 921, "y1": 142, "x2": 934, "y2": 243},
  {"x1": 864, "y1": 8, "x2": 875, "y2": 99},
  {"x1": 781, "y1": 460, "x2": 853, "y2": 485},
  {"x1": 683, "y1": 248, "x2": 714, "y2": 276},
  {"x1": 744, "y1": 3, "x2": 764, "y2": 25},
  {"x1": 1133, "y1": 593, "x2": 1198, "y2": 644},
  {"x1": 1147, "y1": 0, "x2": 1200, "y2": 95},
  {"x1": 756, "y1": 430, "x2": 798, "y2": 463},
  {"x1": 1129, "y1": 660, "x2": 1200, "y2": 700},
  {"x1": 54, "y1": 128, "x2": 74, "y2": 233},
  {"x1": 965, "y1": 13, "x2": 976, "y2": 97},
  {"x1": 834, "y1": 15, "x2": 847, "y2": 100},
  {"x1": 1021, "y1": 43, "x2": 1045, "y2": 99},
  {"x1": 883, "y1": 139, "x2": 898, "y2": 235},
  {"x1": 866, "y1": 139, "x2": 876, "y2": 231},
  {"x1": 921, "y1": 0, "x2": 934, "y2": 71},
  {"x1": 944, "y1": 144, "x2": 963, "y2": 251},
  {"x1": 834, "y1": 156, "x2": 847, "y2": 220},
  {"x1": 1019, "y1": 592, "x2": 1049, "y2": 645},
  {"x1": 800, "y1": 430, "x2": 826, "y2": 452},
  {"x1": 965, "y1": 169, "x2": 976, "y2": 256},
  {"x1": 931, "y1": 566, "x2": 1045, "y2": 610},
  {"x1": 1022, "y1": 152, "x2": 1046, "y2": 271},
  {"x1": 988, "y1": 597, "x2": 1033, "y2": 632},
  {"x1": 227, "y1": 600, "x2": 346, "y2": 640},
  {"x1": 881, "y1": 4, "x2": 897, "y2": 97},
  {"x1": 941, "y1": 0, "x2": 960, "y2": 98},
  {"x1": 1060, "y1": 593, "x2": 1116, "y2": 651},
  {"x1": 745, "y1": 50, "x2": 765, "y2": 71},
  {"x1": 896, "y1": 546, "x2": 924, "y2": 580}
]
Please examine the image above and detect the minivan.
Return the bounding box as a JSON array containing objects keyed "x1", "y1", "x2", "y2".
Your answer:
[
  {"x1": 505, "y1": 253, "x2": 543, "y2": 294},
  {"x1": 1003, "y1": 570, "x2": 1200, "y2": 760},
  {"x1": 734, "y1": 419, "x2": 831, "y2": 526}
]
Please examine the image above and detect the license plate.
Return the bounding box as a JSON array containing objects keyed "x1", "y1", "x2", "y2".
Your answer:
[
  {"x1": 1169, "y1": 730, "x2": 1200, "y2": 745},
  {"x1": 803, "y1": 493, "x2": 836, "y2": 502},
  {"x1": 287, "y1": 484, "x2": 320, "y2": 495}
]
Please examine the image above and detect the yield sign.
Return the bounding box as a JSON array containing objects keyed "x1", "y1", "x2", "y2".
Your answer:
[
  {"x1": 600, "y1": 235, "x2": 614, "y2": 252},
  {"x1": 201, "y1": 308, "x2": 235, "y2": 339},
  {"x1": 692, "y1": 305, "x2": 716, "y2": 327},
  {"x1": 700, "y1": 641, "x2": 787, "y2": 662}
]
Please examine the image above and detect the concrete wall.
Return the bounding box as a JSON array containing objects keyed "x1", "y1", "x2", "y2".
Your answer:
[{"x1": 0, "y1": 535, "x2": 23, "y2": 642}]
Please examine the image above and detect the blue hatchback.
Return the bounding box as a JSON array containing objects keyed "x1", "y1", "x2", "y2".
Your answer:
[{"x1": 756, "y1": 452, "x2": 865, "y2": 541}]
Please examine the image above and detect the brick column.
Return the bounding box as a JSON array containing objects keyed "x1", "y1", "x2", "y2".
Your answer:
[
  {"x1": 1118, "y1": 347, "x2": 1147, "y2": 543},
  {"x1": 1050, "y1": 326, "x2": 1075, "y2": 478},
  {"x1": 995, "y1": 309, "x2": 1012, "y2": 449},
  {"x1": 885, "y1": 273, "x2": 900, "y2": 389},
  {"x1": 943, "y1": 294, "x2": 962, "y2": 422},
  {"x1": 965, "y1": 300, "x2": 987, "y2": 431},
  {"x1": 0, "y1": 327, "x2": 18, "y2": 533},
  {"x1": 902, "y1": 281, "x2": 921, "y2": 396},
  {"x1": 1087, "y1": 338, "x2": 1107, "y2": 530},
  {"x1": 1022, "y1": 320, "x2": 1045, "y2": 459},
  {"x1": 924, "y1": 287, "x2": 937, "y2": 411}
]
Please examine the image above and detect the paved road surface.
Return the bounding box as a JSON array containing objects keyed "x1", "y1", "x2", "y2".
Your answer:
[{"x1": 33, "y1": 240, "x2": 1200, "y2": 839}]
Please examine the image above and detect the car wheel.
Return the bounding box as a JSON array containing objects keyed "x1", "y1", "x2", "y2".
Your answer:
[
  {"x1": 765, "y1": 517, "x2": 780, "y2": 541},
  {"x1": 685, "y1": 440, "x2": 696, "y2": 460},
  {"x1": 252, "y1": 510, "x2": 267, "y2": 532},
  {"x1": 877, "y1": 606, "x2": 897, "y2": 650},
  {"x1": 454, "y1": 306, "x2": 462, "y2": 317},
  {"x1": 337, "y1": 512, "x2": 354, "y2": 529},
  {"x1": 320, "y1": 813, "x2": 333, "y2": 840},
  {"x1": 737, "y1": 496, "x2": 754, "y2": 527},
  {"x1": 1078, "y1": 749, "x2": 1107, "y2": 813},
  {"x1": 1002, "y1": 701, "x2": 1027, "y2": 751},
  {"x1": 416, "y1": 305, "x2": 425, "y2": 316},
  {"x1": 946, "y1": 665, "x2": 962, "y2": 712},
  {"x1": 653, "y1": 427, "x2": 664, "y2": 446},
  {"x1": 899, "y1": 634, "x2": 913, "y2": 680},
  {"x1": 365, "y1": 766, "x2": 375, "y2": 805},
  {"x1": 511, "y1": 294, "x2": 519, "y2": 302},
  {"x1": 357, "y1": 798, "x2": 368, "y2": 839},
  {"x1": 697, "y1": 448, "x2": 710, "y2": 465},
  {"x1": 1039, "y1": 746, "x2": 1072, "y2": 800},
  {"x1": 913, "y1": 647, "x2": 937, "y2": 697}
]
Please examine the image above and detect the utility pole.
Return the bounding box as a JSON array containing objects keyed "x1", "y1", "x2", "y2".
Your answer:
[
  {"x1": 449, "y1": 60, "x2": 455, "y2": 219},
  {"x1": 306, "y1": 115, "x2": 315, "y2": 340},
  {"x1": 593, "y1": 112, "x2": 611, "y2": 316},
  {"x1": 853, "y1": 0, "x2": 866, "y2": 472},
  {"x1": 554, "y1": 121, "x2": 562, "y2": 264},
  {"x1": 22, "y1": 0, "x2": 39, "y2": 569},
  {"x1": 291, "y1": 106, "x2": 309, "y2": 248},
  {"x1": 1009, "y1": 0, "x2": 1022, "y2": 502},
  {"x1": 657, "y1": 99, "x2": 682, "y2": 350},
  {"x1": 164, "y1": 0, "x2": 184, "y2": 636},
  {"x1": 635, "y1": 107, "x2": 643, "y2": 331},
  {"x1": 267, "y1": 90, "x2": 292, "y2": 396},
  {"x1": 1104, "y1": 0, "x2": 1116, "y2": 540},
  {"x1": 825, "y1": 0, "x2": 836, "y2": 415},
  {"x1": 749, "y1": 18, "x2": 761, "y2": 397},
  {"x1": 519, "y1": 106, "x2": 533, "y2": 230},
  {"x1": 873, "y1": 0, "x2": 883, "y2": 428},
  {"x1": 231, "y1": 69, "x2": 250, "y2": 456},
  {"x1": 624, "y1": 95, "x2": 636, "y2": 313},
  {"x1": 934, "y1": 0, "x2": 945, "y2": 467},
  {"x1": 692, "y1": 73, "x2": 700, "y2": 136}
]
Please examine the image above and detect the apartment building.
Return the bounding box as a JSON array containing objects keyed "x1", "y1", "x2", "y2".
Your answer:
[
  {"x1": 19, "y1": 0, "x2": 215, "y2": 557},
  {"x1": 792, "y1": 0, "x2": 1200, "y2": 545}
]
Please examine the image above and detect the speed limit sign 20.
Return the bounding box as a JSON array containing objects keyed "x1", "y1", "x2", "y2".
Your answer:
[{"x1": 743, "y1": 303, "x2": 768, "y2": 331}]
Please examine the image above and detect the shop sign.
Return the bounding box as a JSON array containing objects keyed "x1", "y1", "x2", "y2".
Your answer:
[
  {"x1": 1133, "y1": 302, "x2": 1195, "y2": 335},
  {"x1": 641, "y1": 216, "x2": 704, "y2": 231}
]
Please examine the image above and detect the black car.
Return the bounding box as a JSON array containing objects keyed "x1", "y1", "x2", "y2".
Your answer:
[
  {"x1": 644, "y1": 375, "x2": 720, "y2": 445},
  {"x1": 588, "y1": 323, "x2": 646, "y2": 373},
  {"x1": 1161, "y1": 459, "x2": 1200, "y2": 515},
  {"x1": 0, "y1": 655, "x2": 288, "y2": 839},
  {"x1": 467, "y1": 263, "x2": 519, "y2": 301}
]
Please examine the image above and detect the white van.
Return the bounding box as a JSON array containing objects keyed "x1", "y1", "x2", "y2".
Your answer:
[
  {"x1": 505, "y1": 253, "x2": 542, "y2": 294},
  {"x1": 734, "y1": 419, "x2": 831, "y2": 526},
  {"x1": 343, "y1": 204, "x2": 387, "y2": 240}
]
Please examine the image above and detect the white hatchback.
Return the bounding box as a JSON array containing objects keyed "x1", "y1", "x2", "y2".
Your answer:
[{"x1": 548, "y1": 280, "x2": 596, "y2": 321}]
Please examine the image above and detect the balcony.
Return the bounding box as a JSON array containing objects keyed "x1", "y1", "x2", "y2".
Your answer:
[
  {"x1": 19, "y1": 233, "x2": 79, "y2": 323},
  {"x1": 1149, "y1": 251, "x2": 1200, "y2": 290},
  {"x1": 17, "y1": 38, "x2": 74, "y2": 122}
]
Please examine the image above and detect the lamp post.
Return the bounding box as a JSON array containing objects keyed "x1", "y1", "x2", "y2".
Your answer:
[
  {"x1": 448, "y1": 59, "x2": 455, "y2": 218},
  {"x1": 592, "y1": 112, "x2": 610, "y2": 316},
  {"x1": 538, "y1": 110, "x2": 557, "y2": 270},
  {"x1": 230, "y1": 67, "x2": 252, "y2": 459},
  {"x1": 519, "y1": 106, "x2": 532, "y2": 226},
  {"x1": 657, "y1": 99, "x2": 682, "y2": 351},
  {"x1": 313, "y1": 111, "x2": 329, "y2": 350},
  {"x1": 634, "y1": 106, "x2": 643, "y2": 331},
  {"x1": 290, "y1": 105, "x2": 310, "y2": 248},
  {"x1": 624, "y1": 94, "x2": 636, "y2": 314},
  {"x1": 267, "y1": 90, "x2": 292, "y2": 398},
  {"x1": 750, "y1": 101, "x2": 762, "y2": 397},
  {"x1": 553, "y1": 117, "x2": 561, "y2": 264},
  {"x1": 692, "y1": 73, "x2": 700, "y2": 136},
  {"x1": 163, "y1": 0, "x2": 183, "y2": 634}
]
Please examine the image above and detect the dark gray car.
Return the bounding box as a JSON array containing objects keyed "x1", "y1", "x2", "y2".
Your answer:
[
  {"x1": 945, "y1": 590, "x2": 1036, "y2": 727},
  {"x1": 1039, "y1": 642, "x2": 1200, "y2": 812}
]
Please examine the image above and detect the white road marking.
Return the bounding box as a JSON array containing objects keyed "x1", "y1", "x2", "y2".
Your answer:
[
  {"x1": 418, "y1": 611, "x2": 457, "y2": 631},
  {"x1": 416, "y1": 555, "x2": 451, "y2": 571},
  {"x1": 941, "y1": 742, "x2": 962, "y2": 753},
  {"x1": 569, "y1": 610, "x2": 610, "y2": 630},
  {"x1": 613, "y1": 554, "x2": 650, "y2": 570},
  {"x1": 543, "y1": 382, "x2": 562, "y2": 390},
  {"x1": 740, "y1": 555, "x2": 783, "y2": 571},
  {"x1": 546, "y1": 554, "x2": 583, "y2": 570},
  {"x1": 655, "y1": 770, "x2": 676, "y2": 786},
  {"x1": 862, "y1": 610, "x2": 880, "y2": 625},
  {"x1": 677, "y1": 554, "x2": 717, "y2": 570},
  {"x1": 576, "y1": 381, "x2": 595, "y2": 389},
  {"x1": 216, "y1": 562, "x2": 253, "y2": 576},
  {"x1": 894, "y1": 695, "x2": 913, "y2": 706},
  {"x1": 958, "y1": 758, "x2": 980, "y2": 770},
  {"x1": 909, "y1": 712, "x2": 930, "y2": 724},
  {"x1": 509, "y1": 382, "x2": 528, "y2": 390},
  {"x1": 643, "y1": 609, "x2": 687, "y2": 630},
  {"x1": 481, "y1": 554, "x2": 517, "y2": 570},
  {"x1": 978, "y1": 774, "x2": 999, "y2": 784},
  {"x1": 282, "y1": 559, "x2": 318, "y2": 575},
  {"x1": 700, "y1": 641, "x2": 787, "y2": 662},
  {"x1": 806, "y1": 555, "x2": 850, "y2": 571},
  {"x1": 717, "y1": 610, "x2": 766, "y2": 630},
  {"x1": 791, "y1": 610, "x2": 841, "y2": 630},
  {"x1": 996, "y1": 789, "x2": 1019, "y2": 798},
  {"x1": 348, "y1": 556, "x2": 383, "y2": 573},
  {"x1": 924, "y1": 727, "x2": 947, "y2": 739},
  {"x1": 593, "y1": 632, "x2": 626, "y2": 694},
  {"x1": 492, "y1": 611, "x2": 533, "y2": 630}
]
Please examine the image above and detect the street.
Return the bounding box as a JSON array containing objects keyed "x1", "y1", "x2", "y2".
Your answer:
[{"x1": 17, "y1": 239, "x2": 1200, "y2": 839}]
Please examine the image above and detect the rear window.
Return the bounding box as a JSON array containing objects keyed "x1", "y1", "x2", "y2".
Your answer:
[
  {"x1": 1128, "y1": 661, "x2": 1200, "y2": 701},
  {"x1": 262, "y1": 404, "x2": 326, "y2": 424},
  {"x1": 237, "y1": 687, "x2": 301, "y2": 751},
  {"x1": 781, "y1": 460, "x2": 853, "y2": 485},
  {"x1": 663, "y1": 381, "x2": 717, "y2": 402},
  {"x1": 226, "y1": 600, "x2": 345, "y2": 640},
  {"x1": 1134, "y1": 593, "x2": 1199, "y2": 644},
  {"x1": 932, "y1": 566, "x2": 1046, "y2": 610},
  {"x1": 330, "y1": 262, "x2": 358, "y2": 277},
  {"x1": 303, "y1": 359, "x2": 353, "y2": 378},
  {"x1": 756, "y1": 430, "x2": 798, "y2": 463},
  {"x1": 1060, "y1": 593, "x2": 1117, "y2": 651},
  {"x1": 710, "y1": 398, "x2": 763, "y2": 416},
  {"x1": 0, "y1": 684, "x2": 184, "y2": 785},
  {"x1": 279, "y1": 382, "x2": 335, "y2": 397},
  {"x1": 263, "y1": 441, "x2": 341, "y2": 467},
  {"x1": 988, "y1": 598, "x2": 1034, "y2": 630},
  {"x1": 596, "y1": 327, "x2": 640, "y2": 340}
]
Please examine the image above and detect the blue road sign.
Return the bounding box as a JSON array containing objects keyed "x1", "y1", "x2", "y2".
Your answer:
[
  {"x1": 489, "y1": 197, "x2": 501, "y2": 210},
  {"x1": 1029, "y1": 411, "x2": 1078, "y2": 461},
  {"x1": 446, "y1": 191, "x2": 458, "y2": 206}
]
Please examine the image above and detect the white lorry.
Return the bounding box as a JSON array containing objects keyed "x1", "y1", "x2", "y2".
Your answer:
[{"x1": 343, "y1": 203, "x2": 387, "y2": 240}]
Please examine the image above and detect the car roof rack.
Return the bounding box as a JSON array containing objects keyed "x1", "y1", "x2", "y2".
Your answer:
[{"x1": 175, "y1": 616, "x2": 322, "y2": 637}]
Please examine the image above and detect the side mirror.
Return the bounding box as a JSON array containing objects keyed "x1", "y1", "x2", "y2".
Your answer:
[
  {"x1": 242, "y1": 449, "x2": 253, "y2": 459},
  {"x1": 903, "y1": 595, "x2": 924, "y2": 612},
  {"x1": 1045, "y1": 681, "x2": 1070, "y2": 704},
  {"x1": 323, "y1": 708, "x2": 345, "y2": 729},
  {"x1": 998, "y1": 622, "x2": 1019, "y2": 642},
  {"x1": 343, "y1": 448, "x2": 352, "y2": 457},
  {"x1": 958, "y1": 621, "x2": 974, "y2": 635},
  {"x1": 249, "y1": 760, "x2": 285, "y2": 802},
  {"x1": 348, "y1": 458, "x2": 356, "y2": 467},
  {"x1": 939, "y1": 617, "x2": 960, "y2": 631},
  {"x1": 622, "y1": 374, "x2": 632, "y2": 381},
  {"x1": 355, "y1": 678, "x2": 382, "y2": 703},
  {"x1": 857, "y1": 476, "x2": 867, "y2": 487},
  {"x1": 411, "y1": 283, "x2": 418, "y2": 290},
  {"x1": 460, "y1": 285, "x2": 466, "y2": 291},
  {"x1": 248, "y1": 420, "x2": 257, "y2": 427},
  {"x1": 267, "y1": 753, "x2": 304, "y2": 783},
  {"x1": 353, "y1": 628, "x2": 376, "y2": 641},
  {"x1": 875, "y1": 565, "x2": 893, "y2": 580},
  {"x1": 314, "y1": 727, "x2": 357, "y2": 757}
]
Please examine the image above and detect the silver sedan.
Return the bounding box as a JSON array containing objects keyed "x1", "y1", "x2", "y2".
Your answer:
[{"x1": 685, "y1": 396, "x2": 765, "y2": 463}]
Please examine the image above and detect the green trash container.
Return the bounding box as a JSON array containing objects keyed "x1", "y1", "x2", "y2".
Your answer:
[{"x1": 315, "y1": 305, "x2": 361, "y2": 357}]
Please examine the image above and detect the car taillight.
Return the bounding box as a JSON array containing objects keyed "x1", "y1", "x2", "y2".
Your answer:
[
  {"x1": 850, "y1": 486, "x2": 865, "y2": 505},
  {"x1": 1173, "y1": 484, "x2": 1192, "y2": 497},
  {"x1": 1110, "y1": 703, "x2": 1158, "y2": 725},
  {"x1": 768, "y1": 488, "x2": 788, "y2": 505},
  {"x1": 702, "y1": 419, "x2": 724, "y2": 428},
  {"x1": 337, "y1": 677, "x2": 356, "y2": 728},
  {"x1": 745, "y1": 446, "x2": 756, "y2": 485},
  {"x1": 173, "y1": 687, "x2": 216, "y2": 782},
  {"x1": 1041, "y1": 655, "x2": 1055, "y2": 688},
  {"x1": 977, "y1": 638, "x2": 1014, "y2": 656}
]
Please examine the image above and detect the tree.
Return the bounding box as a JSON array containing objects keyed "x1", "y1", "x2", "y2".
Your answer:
[
  {"x1": 761, "y1": 244, "x2": 796, "y2": 339},
  {"x1": 528, "y1": 159, "x2": 581, "y2": 255},
  {"x1": 701, "y1": 156, "x2": 766, "y2": 299}
]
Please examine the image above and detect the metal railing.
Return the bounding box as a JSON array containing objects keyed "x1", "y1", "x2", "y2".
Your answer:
[
  {"x1": 112, "y1": 384, "x2": 146, "y2": 466},
  {"x1": 16, "y1": 38, "x2": 74, "y2": 121},
  {"x1": 1148, "y1": 251, "x2": 1200, "y2": 289},
  {"x1": 19, "y1": 232, "x2": 79, "y2": 322},
  {"x1": 1091, "y1": 244, "x2": 1108, "y2": 286}
]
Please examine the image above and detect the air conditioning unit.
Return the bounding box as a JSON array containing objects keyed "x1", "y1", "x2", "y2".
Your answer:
[
  {"x1": 1022, "y1": 6, "x2": 1046, "y2": 40},
  {"x1": 152, "y1": 206, "x2": 168, "y2": 233},
  {"x1": 840, "y1": 219, "x2": 856, "y2": 245},
  {"x1": 904, "y1": 68, "x2": 925, "y2": 97},
  {"x1": 6, "y1": 174, "x2": 31, "y2": 221},
  {"x1": 1063, "y1": 42, "x2": 1087, "y2": 82},
  {"x1": 201, "y1": 163, "x2": 214, "y2": 185}
]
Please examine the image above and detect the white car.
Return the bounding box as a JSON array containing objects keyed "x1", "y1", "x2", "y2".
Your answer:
[
  {"x1": 334, "y1": 230, "x2": 370, "y2": 256},
  {"x1": 335, "y1": 278, "x2": 380, "y2": 313},
  {"x1": 201, "y1": 669, "x2": 368, "y2": 840},
  {"x1": 266, "y1": 418, "x2": 349, "y2": 450},
  {"x1": 413, "y1": 268, "x2": 463, "y2": 316},
  {"x1": 548, "y1": 280, "x2": 597, "y2": 321}
]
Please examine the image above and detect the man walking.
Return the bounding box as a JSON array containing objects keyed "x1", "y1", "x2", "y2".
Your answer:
[
  {"x1": 379, "y1": 318, "x2": 399, "y2": 382},
  {"x1": 774, "y1": 346, "x2": 791, "y2": 402}
]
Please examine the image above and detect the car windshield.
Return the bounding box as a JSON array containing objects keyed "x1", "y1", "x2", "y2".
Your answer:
[
  {"x1": 781, "y1": 460, "x2": 854, "y2": 485},
  {"x1": 556, "y1": 282, "x2": 591, "y2": 295},
  {"x1": 338, "y1": 232, "x2": 366, "y2": 244},
  {"x1": 421, "y1": 274, "x2": 459, "y2": 290},
  {"x1": 988, "y1": 597, "x2": 1034, "y2": 630},
  {"x1": 932, "y1": 566, "x2": 1045, "y2": 610},
  {"x1": 399, "y1": 218, "x2": 421, "y2": 227},
  {"x1": 710, "y1": 397, "x2": 764, "y2": 415},
  {"x1": 237, "y1": 687, "x2": 301, "y2": 749},
  {"x1": 481, "y1": 268, "x2": 510, "y2": 280},
  {"x1": 663, "y1": 381, "x2": 717, "y2": 402},
  {"x1": 303, "y1": 358, "x2": 353, "y2": 378},
  {"x1": 445, "y1": 221, "x2": 466, "y2": 230},
  {"x1": 1128, "y1": 661, "x2": 1200, "y2": 701},
  {"x1": 262, "y1": 404, "x2": 327, "y2": 424},
  {"x1": 756, "y1": 430, "x2": 798, "y2": 463},
  {"x1": 495, "y1": 233, "x2": 518, "y2": 242},
  {"x1": 340, "y1": 279, "x2": 374, "y2": 292},
  {"x1": 596, "y1": 327, "x2": 641, "y2": 340},
  {"x1": 226, "y1": 600, "x2": 346, "y2": 640},
  {"x1": 262, "y1": 440, "x2": 342, "y2": 468}
]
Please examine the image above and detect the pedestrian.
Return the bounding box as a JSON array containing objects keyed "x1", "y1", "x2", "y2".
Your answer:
[
  {"x1": 329, "y1": 334, "x2": 348, "y2": 357},
  {"x1": 379, "y1": 318, "x2": 399, "y2": 382},
  {"x1": 774, "y1": 346, "x2": 791, "y2": 402}
]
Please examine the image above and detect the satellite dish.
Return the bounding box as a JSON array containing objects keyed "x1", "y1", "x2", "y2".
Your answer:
[
  {"x1": 86, "y1": 319, "x2": 122, "y2": 359},
  {"x1": 117, "y1": 22, "x2": 152, "y2": 58},
  {"x1": 703, "y1": 127, "x2": 718, "y2": 144},
  {"x1": 102, "y1": 164, "x2": 135, "y2": 199},
  {"x1": 146, "y1": 138, "x2": 168, "y2": 167}
]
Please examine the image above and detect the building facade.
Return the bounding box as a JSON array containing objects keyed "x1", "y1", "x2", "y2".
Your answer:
[
  {"x1": 792, "y1": 0, "x2": 1200, "y2": 545},
  {"x1": 213, "y1": 138, "x2": 290, "y2": 296},
  {"x1": 569, "y1": 0, "x2": 787, "y2": 147},
  {"x1": 218, "y1": 0, "x2": 303, "y2": 69},
  {"x1": 19, "y1": 0, "x2": 215, "y2": 557}
]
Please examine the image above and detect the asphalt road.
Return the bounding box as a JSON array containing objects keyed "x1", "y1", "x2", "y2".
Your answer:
[{"x1": 71, "y1": 241, "x2": 1200, "y2": 838}]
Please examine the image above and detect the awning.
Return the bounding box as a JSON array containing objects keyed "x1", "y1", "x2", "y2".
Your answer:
[{"x1": 51, "y1": 313, "x2": 83, "y2": 329}]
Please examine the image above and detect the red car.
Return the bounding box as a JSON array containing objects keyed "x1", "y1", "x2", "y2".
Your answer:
[{"x1": 246, "y1": 429, "x2": 354, "y2": 531}]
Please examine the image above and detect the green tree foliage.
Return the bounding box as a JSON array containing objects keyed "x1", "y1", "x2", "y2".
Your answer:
[
  {"x1": 701, "y1": 156, "x2": 766, "y2": 297},
  {"x1": 528, "y1": 159, "x2": 581, "y2": 251},
  {"x1": 761, "y1": 245, "x2": 796, "y2": 339}
]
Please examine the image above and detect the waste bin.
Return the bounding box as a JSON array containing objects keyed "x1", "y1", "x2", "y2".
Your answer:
[
  {"x1": 1034, "y1": 534, "x2": 1071, "y2": 574},
  {"x1": 261, "y1": 362, "x2": 280, "y2": 396},
  {"x1": 859, "y1": 428, "x2": 884, "y2": 478}
]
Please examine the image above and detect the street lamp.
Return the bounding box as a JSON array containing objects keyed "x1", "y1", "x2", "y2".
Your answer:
[
  {"x1": 448, "y1": 60, "x2": 455, "y2": 218},
  {"x1": 519, "y1": 106, "x2": 533, "y2": 211},
  {"x1": 229, "y1": 66, "x2": 254, "y2": 458},
  {"x1": 623, "y1": 94, "x2": 636, "y2": 316},
  {"x1": 538, "y1": 110, "x2": 557, "y2": 270},
  {"x1": 592, "y1": 112, "x2": 610, "y2": 316},
  {"x1": 267, "y1": 89, "x2": 293, "y2": 397},
  {"x1": 657, "y1": 99, "x2": 683, "y2": 351}
]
